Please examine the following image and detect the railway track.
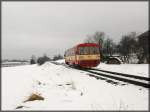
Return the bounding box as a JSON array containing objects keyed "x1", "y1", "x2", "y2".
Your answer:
[
  {"x1": 90, "y1": 68, "x2": 150, "y2": 81},
  {"x1": 78, "y1": 68, "x2": 150, "y2": 88},
  {"x1": 51, "y1": 62, "x2": 150, "y2": 88}
]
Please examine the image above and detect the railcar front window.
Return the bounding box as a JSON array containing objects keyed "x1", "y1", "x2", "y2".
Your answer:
[
  {"x1": 79, "y1": 47, "x2": 84, "y2": 55},
  {"x1": 79, "y1": 46, "x2": 99, "y2": 55}
]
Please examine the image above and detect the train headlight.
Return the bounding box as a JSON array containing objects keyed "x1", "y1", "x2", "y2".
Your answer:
[{"x1": 96, "y1": 55, "x2": 100, "y2": 59}]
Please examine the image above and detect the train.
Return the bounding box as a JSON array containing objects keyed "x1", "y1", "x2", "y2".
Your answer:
[{"x1": 64, "y1": 43, "x2": 101, "y2": 68}]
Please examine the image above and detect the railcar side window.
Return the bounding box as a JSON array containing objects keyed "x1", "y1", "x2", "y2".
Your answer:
[
  {"x1": 79, "y1": 47, "x2": 84, "y2": 55},
  {"x1": 84, "y1": 47, "x2": 88, "y2": 55}
]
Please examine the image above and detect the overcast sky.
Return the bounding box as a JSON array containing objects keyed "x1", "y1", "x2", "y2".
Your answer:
[{"x1": 2, "y1": 2, "x2": 148, "y2": 60}]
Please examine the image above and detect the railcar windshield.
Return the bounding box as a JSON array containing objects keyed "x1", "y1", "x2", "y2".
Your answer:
[{"x1": 79, "y1": 46, "x2": 99, "y2": 55}]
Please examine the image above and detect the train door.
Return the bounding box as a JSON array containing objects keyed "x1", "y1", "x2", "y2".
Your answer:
[{"x1": 75, "y1": 47, "x2": 78, "y2": 65}]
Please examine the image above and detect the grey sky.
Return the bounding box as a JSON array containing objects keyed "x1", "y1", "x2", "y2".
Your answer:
[{"x1": 2, "y1": 2, "x2": 148, "y2": 60}]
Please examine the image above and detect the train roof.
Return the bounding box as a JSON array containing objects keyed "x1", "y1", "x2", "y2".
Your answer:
[
  {"x1": 65, "y1": 43, "x2": 101, "y2": 53},
  {"x1": 76, "y1": 43, "x2": 101, "y2": 47}
]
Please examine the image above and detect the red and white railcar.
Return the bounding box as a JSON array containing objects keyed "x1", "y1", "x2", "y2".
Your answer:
[{"x1": 64, "y1": 43, "x2": 101, "y2": 68}]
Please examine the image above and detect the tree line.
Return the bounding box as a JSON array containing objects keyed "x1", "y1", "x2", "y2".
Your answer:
[
  {"x1": 30, "y1": 54, "x2": 63, "y2": 65},
  {"x1": 30, "y1": 30, "x2": 149, "y2": 65},
  {"x1": 84, "y1": 31, "x2": 149, "y2": 64}
]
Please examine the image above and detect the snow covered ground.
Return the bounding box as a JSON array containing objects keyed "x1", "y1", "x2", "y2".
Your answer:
[
  {"x1": 2, "y1": 59, "x2": 149, "y2": 110},
  {"x1": 97, "y1": 63, "x2": 149, "y2": 78}
]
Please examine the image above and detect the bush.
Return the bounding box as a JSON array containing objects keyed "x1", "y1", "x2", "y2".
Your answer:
[
  {"x1": 24, "y1": 93, "x2": 44, "y2": 102},
  {"x1": 30, "y1": 59, "x2": 36, "y2": 64},
  {"x1": 30, "y1": 55, "x2": 36, "y2": 64},
  {"x1": 53, "y1": 54, "x2": 63, "y2": 61},
  {"x1": 37, "y1": 55, "x2": 50, "y2": 65},
  {"x1": 101, "y1": 55, "x2": 110, "y2": 62},
  {"x1": 106, "y1": 57, "x2": 121, "y2": 64}
]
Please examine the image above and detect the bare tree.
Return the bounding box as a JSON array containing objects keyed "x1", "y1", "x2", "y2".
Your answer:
[
  {"x1": 84, "y1": 34, "x2": 95, "y2": 43},
  {"x1": 118, "y1": 32, "x2": 137, "y2": 63},
  {"x1": 84, "y1": 31, "x2": 105, "y2": 47},
  {"x1": 103, "y1": 38, "x2": 116, "y2": 56},
  {"x1": 136, "y1": 31, "x2": 149, "y2": 63}
]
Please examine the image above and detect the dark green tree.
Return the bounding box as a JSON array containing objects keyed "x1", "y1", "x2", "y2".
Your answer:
[
  {"x1": 118, "y1": 32, "x2": 137, "y2": 63},
  {"x1": 30, "y1": 55, "x2": 36, "y2": 64},
  {"x1": 37, "y1": 54, "x2": 50, "y2": 65}
]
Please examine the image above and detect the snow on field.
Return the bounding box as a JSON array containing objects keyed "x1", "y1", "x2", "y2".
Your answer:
[
  {"x1": 2, "y1": 60, "x2": 149, "y2": 110},
  {"x1": 97, "y1": 63, "x2": 149, "y2": 78}
]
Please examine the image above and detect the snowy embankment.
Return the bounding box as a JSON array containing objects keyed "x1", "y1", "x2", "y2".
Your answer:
[
  {"x1": 97, "y1": 63, "x2": 149, "y2": 78},
  {"x1": 2, "y1": 60, "x2": 149, "y2": 110}
]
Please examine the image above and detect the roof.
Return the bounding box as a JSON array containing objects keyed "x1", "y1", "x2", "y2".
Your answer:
[
  {"x1": 137, "y1": 31, "x2": 149, "y2": 38},
  {"x1": 76, "y1": 43, "x2": 101, "y2": 47}
]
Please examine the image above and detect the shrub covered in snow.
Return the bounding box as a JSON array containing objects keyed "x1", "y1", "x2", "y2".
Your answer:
[{"x1": 106, "y1": 57, "x2": 122, "y2": 64}]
